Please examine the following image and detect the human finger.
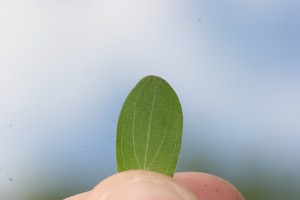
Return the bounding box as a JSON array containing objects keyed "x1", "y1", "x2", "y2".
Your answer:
[
  {"x1": 174, "y1": 172, "x2": 245, "y2": 200},
  {"x1": 85, "y1": 170, "x2": 198, "y2": 200},
  {"x1": 64, "y1": 191, "x2": 90, "y2": 200}
]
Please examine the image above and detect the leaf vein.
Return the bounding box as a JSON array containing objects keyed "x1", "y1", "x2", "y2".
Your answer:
[
  {"x1": 120, "y1": 122, "x2": 126, "y2": 169},
  {"x1": 164, "y1": 116, "x2": 179, "y2": 174},
  {"x1": 132, "y1": 87, "x2": 144, "y2": 169},
  {"x1": 143, "y1": 82, "x2": 157, "y2": 169},
  {"x1": 146, "y1": 95, "x2": 173, "y2": 170}
]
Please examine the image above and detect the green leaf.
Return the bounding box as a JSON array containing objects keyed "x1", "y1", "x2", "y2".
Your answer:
[{"x1": 116, "y1": 75, "x2": 183, "y2": 176}]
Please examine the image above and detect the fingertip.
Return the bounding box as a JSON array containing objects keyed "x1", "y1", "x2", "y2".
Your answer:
[
  {"x1": 174, "y1": 172, "x2": 245, "y2": 200},
  {"x1": 86, "y1": 170, "x2": 197, "y2": 200},
  {"x1": 64, "y1": 191, "x2": 90, "y2": 200}
]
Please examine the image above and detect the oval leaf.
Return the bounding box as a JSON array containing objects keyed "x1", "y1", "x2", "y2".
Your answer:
[{"x1": 116, "y1": 75, "x2": 183, "y2": 176}]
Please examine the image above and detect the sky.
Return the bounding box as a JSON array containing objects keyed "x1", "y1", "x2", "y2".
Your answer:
[{"x1": 0, "y1": 0, "x2": 299, "y2": 199}]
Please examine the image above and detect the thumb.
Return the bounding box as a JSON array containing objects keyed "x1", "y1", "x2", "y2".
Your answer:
[{"x1": 86, "y1": 170, "x2": 198, "y2": 200}]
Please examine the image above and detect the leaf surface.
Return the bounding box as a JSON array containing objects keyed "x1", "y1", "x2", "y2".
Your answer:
[{"x1": 116, "y1": 75, "x2": 183, "y2": 176}]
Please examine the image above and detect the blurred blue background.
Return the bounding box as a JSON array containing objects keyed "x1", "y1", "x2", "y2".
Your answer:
[{"x1": 0, "y1": 0, "x2": 299, "y2": 199}]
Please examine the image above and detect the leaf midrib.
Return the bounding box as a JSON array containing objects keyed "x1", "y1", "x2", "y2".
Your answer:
[{"x1": 143, "y1": 81, "x2": 157, "y2": 169}]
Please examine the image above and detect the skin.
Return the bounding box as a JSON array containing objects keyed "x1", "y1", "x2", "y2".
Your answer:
[{"x1": 64, "y1": 170, "x2": 245, "y2": 200}]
